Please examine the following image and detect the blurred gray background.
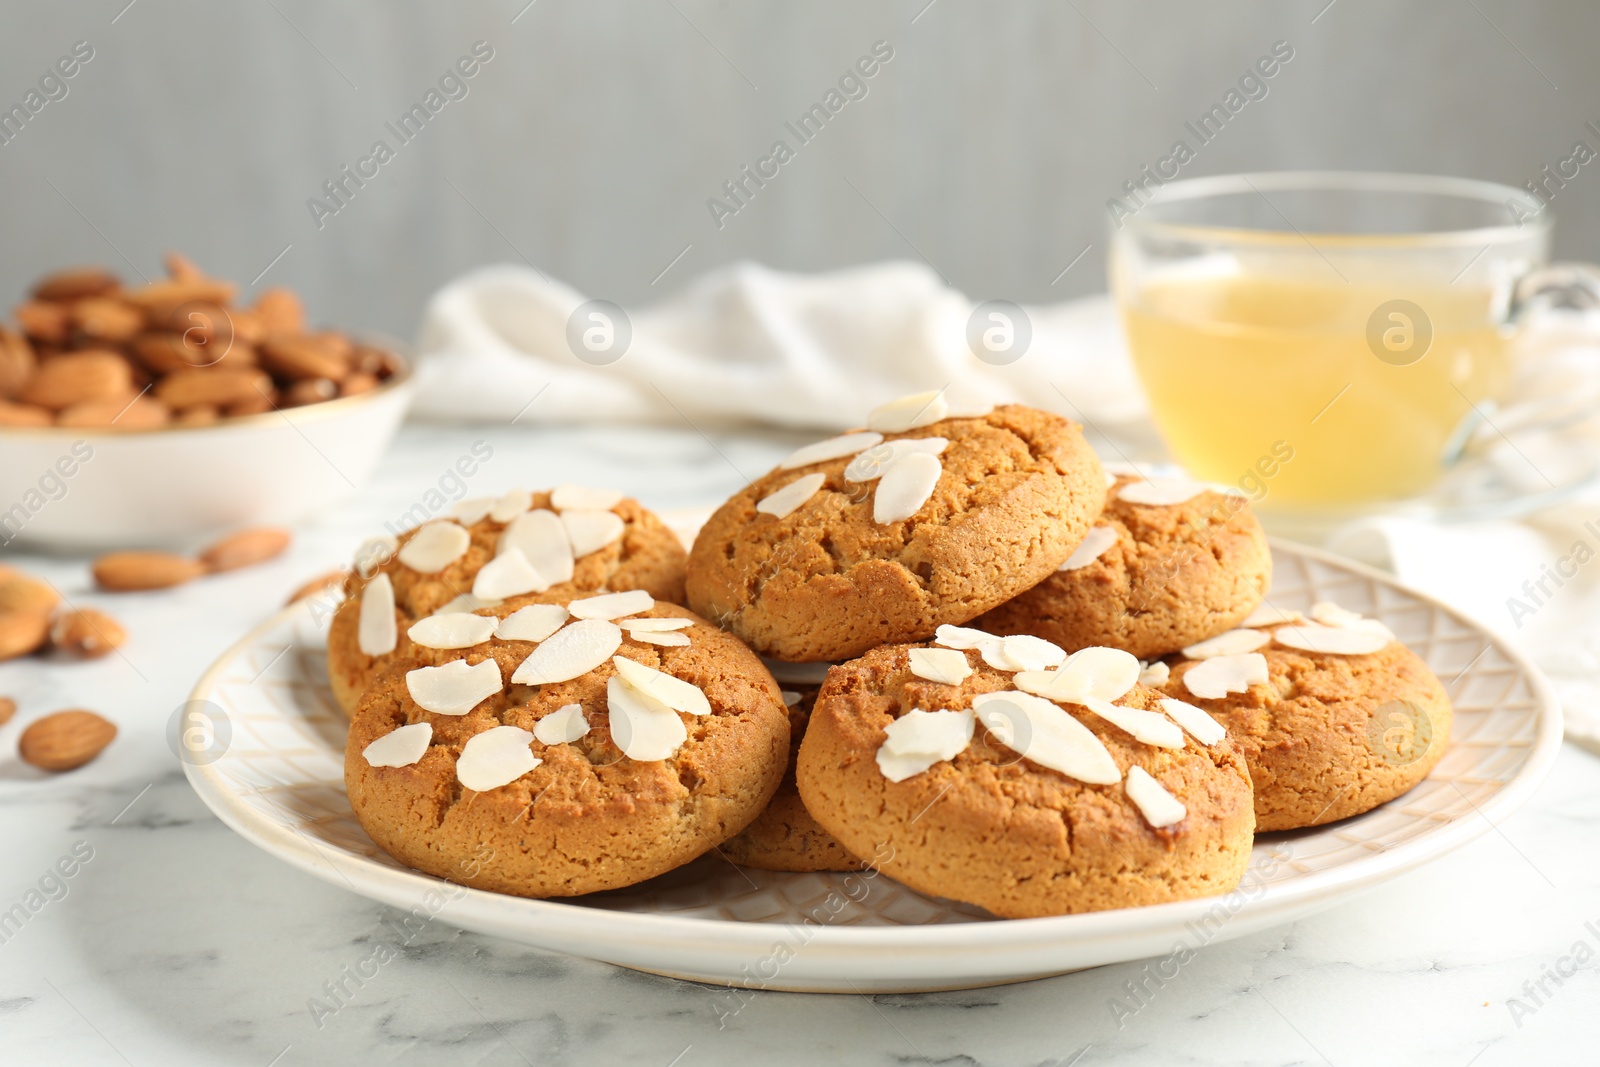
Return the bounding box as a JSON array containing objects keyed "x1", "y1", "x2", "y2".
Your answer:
[{"x1": 2, "y1": 0, "x2": 1597, "y2": 338}]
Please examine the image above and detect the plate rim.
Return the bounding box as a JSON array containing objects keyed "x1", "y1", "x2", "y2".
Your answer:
[{"x1": 183, "y1": 537, "x2": 1564, "y2": 954}]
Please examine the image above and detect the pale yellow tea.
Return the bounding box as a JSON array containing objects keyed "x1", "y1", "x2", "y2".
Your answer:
[{"x1": 1124, "y1": 274, "x2": 1513, "y2": 505}]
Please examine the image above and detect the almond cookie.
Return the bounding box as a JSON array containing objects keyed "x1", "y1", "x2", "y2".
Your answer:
[
  {"x1": 975, "y1": 471, "x2": 1270, "y2": 659},
  {"x1": 345, "y1": 593, "x2": 790, "y2": 898},
  {"x1": 686, "y1": 398, "x2": 1106, "y2": 662},
  {"x1": 1157, "y1": 602, "x2": 1452, "y2": 831},
  {"x1": 796, "y1": 630, "x2": 1255, "y2": 918},
  {"x1": 327, "y1": 487, "x2": 687, "y2": 716}
]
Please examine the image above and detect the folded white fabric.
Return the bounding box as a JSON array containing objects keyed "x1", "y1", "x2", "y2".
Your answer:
[{"x1": 413, "y1": 260, "x2": 1147, "y2": 433}]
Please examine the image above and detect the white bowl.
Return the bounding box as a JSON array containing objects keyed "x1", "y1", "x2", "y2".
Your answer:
[{"x1": 0, "y1": 365, "x2": 413, "y2": 550}]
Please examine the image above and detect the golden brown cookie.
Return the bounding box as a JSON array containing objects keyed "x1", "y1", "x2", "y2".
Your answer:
[
  {"x1": 720, "y1": 680, "x2": 865, "y2": 873},
  {"x1": 328, "y1": 488, "x2": 686, "y2": 716},
  {"x1": 975, "y1": 472, "x2": 1270, "y2": 659},
  {"x1": 345, "y1": 596, "x2": 790, "y2": 898},
  {"x1": 1158, "y1": 606, "x2": 1452, "y2": 832},
  {"x1": 796, "y1": 638, "x2": 1255, "y2": 918},
  {"x1": 686, "y1": 403, "x2": 1106, "y2": 662}
]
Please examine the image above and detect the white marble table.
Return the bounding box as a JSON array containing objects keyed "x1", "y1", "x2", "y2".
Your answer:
[{"x1": 1, "y1": 424, "x2": 1595, "y2": 1067}]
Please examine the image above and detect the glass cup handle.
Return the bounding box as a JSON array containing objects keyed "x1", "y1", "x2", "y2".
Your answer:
[{"x1": 1510, "y1": 261, "x2": 1600, "y2": 319}]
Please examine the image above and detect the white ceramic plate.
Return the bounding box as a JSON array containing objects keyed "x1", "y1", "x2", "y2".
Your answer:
[{"x1": 181, "y1": 538, "x2": 1561, "y2": 993}]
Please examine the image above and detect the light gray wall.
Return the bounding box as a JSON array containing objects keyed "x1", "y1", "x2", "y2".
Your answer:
[{"x1": 2, "y1": 1, "x2": 1598, "y2": 340}]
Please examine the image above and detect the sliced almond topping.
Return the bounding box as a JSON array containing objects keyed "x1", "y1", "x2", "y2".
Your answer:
[
  {"x1": 407, "y1": 612, "x2": 497, "y2": 650},
  {"x1": 433, "y1": 592, "x2": 502, "y2": 615},
  {"x1": 511, "y1": 619, "x2": 623, "y2": 684},
  {"x1": 569, "y1": 589, "x2": 654, "y2": 620},
  {"x1": 628, "y1": 630, "x2": 691, "y2": 647},
  {"x1": 867, "y1": 390, "x2": 948, "y2": 433},
  {"x1": 533, "y1": 703, "x2": 590, "y2": 745},
  {"x1": 971, "y1": 691, "x2": 1120, "y2": 785},
  {"x1": 1182, "y1": 628, "x2": 1270, "y2": 659},
  {"x1": 1310, "y1": 601, "x2": 1396, "y2": 641},
  {"x1": 842, "y1": 437, "x2": 948, "y2": 483},
  {"x1": 873, "y1": 452, "x2": 942, "y2": 523},
  {"x1": 453, "y1": 497, "x2": 495, "y2": 525},
  {"x1": 500, "y1": 510, "x2": 575, "y2": 585},
  {"x1": 934, "y1": 624, "x2": 1001, "y2": 652},
  {"x1": 405, "y1": 658, "x2": 503, "y2": 715},
  {"x1": 489, "y1": 489, "x2": 533, "y2": 524},
  {"x1": 779, "y1": 431, "x2": 883, "y2": 470},
  {"x1": 606, "y1": 675, "x2": 687, "y2": 761},
  {"x1": 875, "y1": 707, "x2": 975, "y2": 782},
  {"x1": 562, "y1": 509, "x2": 626, "y2": 558},
  {"x1": 1273, "y1": 623, "x2": 1391, "y2": 656},
  {"x1": 611, "y1": 655, "x2": 710, "y2": 715},
  {"x1": 757, "y1": 472, "x2": 825, "y2": 520},
  {"x1": 907, "y1": 647, "x2": 973, "y2": 685},
  {"x1": 781, "y1": 691, "x2": 802, "y2": 707},
  {"x1": 1080, "y1": 695, "x2": 1185, "y2": 749},
  {"x1": 473, "y1": 547, "x2": 548, "y2": 599},
  {"x1": 618, "y1": 617, "x2": 693, "y2": 632},
  {"x1": 996, "y1": 634, "x2": 1067, "y2": 672},
  {"x1": 1138, "y1": 660, "x2": 1171, "y2": 687},
  {"x1": 1014, "y1": 646, "x2": 1141, "y2": 704},
  {"x1": 1059, "y1": 525, "x2": 1119, "y2": 572},
  {"x1": 362, "y1": 722, "x2": 432, "y2": 768},
  {"x1": 456, "y1": 725, "x2": 540, "y2": 792},
  {"x1": 1241, "y1": 603, "x2": 1304, "y2": 627},
  {"x1": 397, "y1": 521, "x2": 471, "y2": 574},
  {"x1": 357, "y1": 573, "x2": 397, "y2": 656},
  {"x1": 1182, "y1": 653, "x2": 1269, "y2": 700},
  {"x1": 1125, "y1": 765, "x2": 1186, "y2": 828},
  {"x1": 551, "y1": 484, "x2": 624, "y2": 511},
  {"x1": 495, "y1": 604, "x2": 570, "y2": 643},
  {"x1": 1158, "y1": 697, "x2": 1227, "y2": 745},
  {"x1": 1117, "y1": 477, "x2": 1208, "y2": 507}
]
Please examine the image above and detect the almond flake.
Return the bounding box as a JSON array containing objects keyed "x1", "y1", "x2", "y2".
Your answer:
[
  {"x1": 511, "y1": 619, "x2": 623, "y2": 684},
  {"x1": 489, "y1": 489, "x2": 533, "y2": 523},
  {"x1": 1182, "y1": 628, "x2": 1270, "y2": 659},
  {"x1": 358, "y1": 573, "x2": 397, "y2": 656},
  {"x1": 611, "y1": 655, "x2": 711, "y2": 715},
  {"x1": 997, "y1": 634, "x2": 1067, "y2": 672},
  {"x1": 1158, "y1": 697, "x2": 1227, "y2": 745},
  {"x1": 456, "y1": 725, "x2": 539, "y2": 792},
  {"x1": 1080, "y1": 695, "x2": 1185, "y2": 749},
  {"x1": 867, "y1": 390, "x2": 949, "y2": 433},
  {"x1": 533, "y1": 704, "x2": 589, "y2": 745},
  {"x1": 551, "y1": 485, "x2": 624, "y2": 511},
  {"x1": 407, "y1": 613, "x2": 497, "y2": 650},
  {"x1": 606, "y1": 675, "x2": 687, "y2": 761},
  {"x1": 406, "y1": 658, "x2": 504, "y2": 715},
  {"x1": 1139, "y1": 660, "x2": 1170, "y2": 687},
  {"x1": 434, "y1": 593, "x2": 503, "y2": 615},
  {"x1": 1241, "y1": 603, "x2": 1303, "y2": 627},
  {"x1": 1273, "y1": 623, "x2": 1390, "y2": 656},
  {"x1": 500, "y1": 510, "x2": 574, "y2": 585},
  {"x1": 875, "y1": 707, "x2": 975, "y2": 782},
  {"x1": 1060, "y1": 526, "x2": 1119, "y2": 571},
  {"x1": 1014, "y1": 646, "x2": 1141, "y2": 705},
  {"x1": 843, "y1": 437, "x2": 949, "y2": 483},
  {"x1": 495, "y1": 604, "x2": 570, "y2": 642},
  {"x1": 874, "y1": 452, "x2": 942, "y2": 523},
  {"x1": 628, "y1": 630, "x2": 691, "y2": 646},
  {"x1": 1104, "y1": 470, "x2": 1119, "y2": 488},
  {"x1": 757, "y1": 472, "x2": 825, "y2": 520},
  {"x1": 473, "y1": 547, "x2": 548, "y2": 599},
  {"x1": 618, "y1": 617, "x2": 693, "y2": 632},
  {"x1": 934, "y1": 625, "x2": 1002, "y2": 652},
  {"x1": 1117, "y1": 478, "x2": 1208, "y2": 507},
  {"x1": 908, "y1": 647, "x2": 973, "y2": 685},
  {"x1": 362, "y1": 722, "x2": 432, "y2": 768},
  {"x1": 453, "y1": 497, "x2": 495, "y2": 525},
  {"x1": 569, "y1": 589, "x2": 654, "y2": 620},
  {"x1": 397, "y1": 521, "x2": 471, "y2": 574},
  {"x1": 763, "y1": 659, "x2": 833, "y2": 684},
  {"x1": 970, "y1": 691, "x2": 1121, "y2": 785},
  {"x1": 781, "y1": 690, "x2": 802, "y2": 706},
  {"x1": 780, "y1": 431, "x2": 883, "y2": 470},
  {"x1": 562, "y1": 509, "x2": 626, "y2": 558},
  {"x1": 1125, "y1": 765, "x2": 1186, "y2": 828},
  {"x1": 1182, "y1": 653, "x2": 1269, "y2": 700},
  {"x1": 1310, "y1": 601, "x2": 1396, "y2": 641}
]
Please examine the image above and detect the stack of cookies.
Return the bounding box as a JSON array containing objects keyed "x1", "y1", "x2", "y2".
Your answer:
[{"x1": 331, "y1": 395, "x2": 1452, "y2": 918}]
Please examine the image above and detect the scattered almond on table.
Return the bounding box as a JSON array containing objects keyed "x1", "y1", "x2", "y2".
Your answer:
[
  {"x1": 18, "y1": 709, "x2": 116, "y2": 772},
  {"x1": 0, "y1": 697, "x2": 15, "y2": 725},
  {"x1": 91, "y1": 525, "x2": 292, "y2": 592},
  {"x1": 201, "y1": 527, "x2": 292, "y2": 573},
  {"x1": 50, "y1": 608, "x2": 127, "y2": 658}
]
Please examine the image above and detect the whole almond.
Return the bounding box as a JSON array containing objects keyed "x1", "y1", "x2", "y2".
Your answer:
[
  {"x1": 57, "y1": 394, "x2": 171, "y2": 431},
  {"x1": 50, "y1": 608, "x2": 127, "y2": 657},
  {"x1": 340, "y1": 372, "x2": 379, "y2": 397},
  {"x1": 155, "y1": 367, "x2": 272, "y2": 409},
  {"x1": 351, "y1": 345, "x2": 394, "y2": 376},
  {"x1": 229, "y1": 307, "x2": 266, "y2": 345},
  {"x1": 173, "y1": 404, "x2": 220, "y2": 427},
  {"x1": 260, "y1": 334, "x2": 348, "y2": 381},
  {"x1": 18, "y1": 351, "x2": 134, "y2": 410},
  {"x1": 122, "y1": 278, "x2": 238, "y2": 319},
  {"x1": 226, "y1": 390, "x2": 276, "y2": 417},
  {"x1": 34, "y1": 267, "x2": 120, "y2": 302},
  {"x1": 0, "y1": 326, "x2": 36, "y2": 398},
  {"x1": 14, "y1": 301, "x2": 71, "y2": 345},
  {"x1": 0, "y1": 573, "x2": 59, "y2": 615},
  {"x1": 163, "y1": 250, "x2": 203, "y2": 281},
  {"x1": 284, "y1": 378, "x2": 337, "y2": 406},
  {"x1": 285, "y1": 568, "x2": 347, "y2": 605},
  {"x1": 0, "y1": 612, "x2": 51, "y2": 661},
  {"x1": 19, "y1": 710, "x2": 117, "y2": 772},
  {"x1": 71, "y1": 298, "x2": 144, "y2": 342},
  {"x1": 201, "y1": 527, "x2": 291, "y2": 572},
  {"x1": 253, "y1": 287, "x2": 306, "y2": 333},
  {"x1": 0, "y1": 697, "x2": 15, "y2": 725},
  {"x1": 92, "y1": 551, "x2": 205, "y2": 591},
  {"x1": 0, "y1": 399, "x2": 53, "y2": 427}
]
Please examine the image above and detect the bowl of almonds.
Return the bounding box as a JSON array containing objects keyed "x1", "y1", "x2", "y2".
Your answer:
[{"x1": 0, "y1": 254, "x2": 412, "y2": 548}]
